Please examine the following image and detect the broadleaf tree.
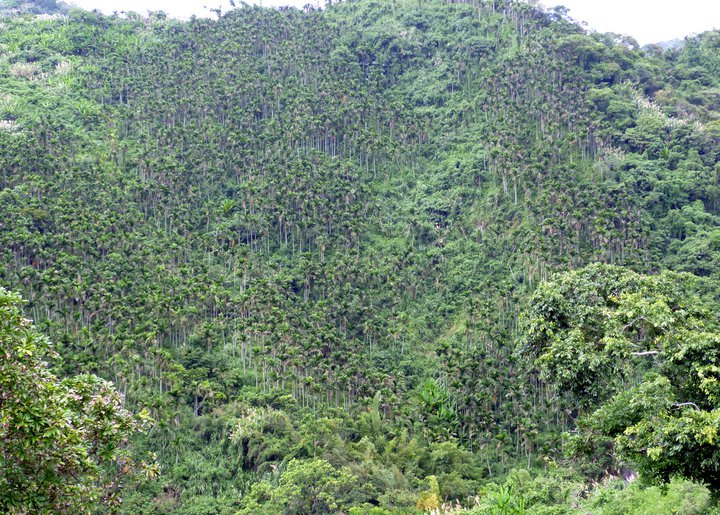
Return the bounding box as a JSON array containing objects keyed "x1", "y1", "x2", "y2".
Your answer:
[
  {"x1": 0, "y1": 288, "x2": 153, "y2": 513},
  {"x1": 519, "y1": 264, "x2": 720, "y2": 493}
]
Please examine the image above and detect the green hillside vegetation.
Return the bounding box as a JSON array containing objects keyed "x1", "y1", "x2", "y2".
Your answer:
[{"x1": 0, "y1": 0, "x2": 719, "y2": 512}]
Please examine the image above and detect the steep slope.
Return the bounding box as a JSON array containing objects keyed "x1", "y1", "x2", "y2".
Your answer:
[{"x1": 0, "y1": 0, "x2": 719, "y2": 511}]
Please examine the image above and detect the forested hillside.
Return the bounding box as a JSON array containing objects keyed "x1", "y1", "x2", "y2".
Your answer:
[{"x1": 1, "y1": 0, "x2": 719, "y2": 512}]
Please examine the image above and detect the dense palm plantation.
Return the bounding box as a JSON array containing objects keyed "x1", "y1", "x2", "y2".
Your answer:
[{"x1": 1, "y1": 0, "x2": 719, "y2": 512}]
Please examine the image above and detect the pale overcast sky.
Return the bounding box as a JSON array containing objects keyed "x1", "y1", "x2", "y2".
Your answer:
[{"x1": 68, "y1": 0, "x2": 720, "y2": 45}]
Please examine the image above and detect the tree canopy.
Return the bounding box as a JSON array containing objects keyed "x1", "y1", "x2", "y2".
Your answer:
[
  {"x1": 521, "y1": 264, "x2": 720, "y2": 492},
  {"x1": 0, "y1": 288, "x2": 152, "y2": 512},
  {"x1": 0, "y1": 0, "x2": 719, "y2": 511}
]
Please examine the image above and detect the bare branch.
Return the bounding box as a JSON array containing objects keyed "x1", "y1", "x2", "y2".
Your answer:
[{"x1": 673, "y1": 402, "x2": 700, "y2": 410}]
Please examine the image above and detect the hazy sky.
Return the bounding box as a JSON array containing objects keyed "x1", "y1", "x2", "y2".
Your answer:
[{"x1": 68, "y1": 0, "x2": 720, "y2": 45}]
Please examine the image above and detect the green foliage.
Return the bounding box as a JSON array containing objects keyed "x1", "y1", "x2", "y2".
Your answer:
[
  {"x1": 520, "y1": 264, "x2": 702, "y2": 405},
  {"x1": 584, "y1": 478, "x2": 714, "y2": 515},
  {"x1": 238, "y1": 458, "x2": 359, "y2": 514},
  {"x1": 0, "y1": 288, "x2": 150, "y2": 512},
  {"x1": 0, "y1": 0, "x2": 718, "y2": 511},
  {"x1": 468, "y1": 469, "x2": 583, "y2": 514},
  {"x1": 521, "y1": 264, "x2": 720, "y2": 491}
]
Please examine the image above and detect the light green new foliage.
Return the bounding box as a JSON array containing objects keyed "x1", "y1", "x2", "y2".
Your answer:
[
  {"x1": 521, "y1": 264, "x2": 720, "y2": 494},
  {"x1": 584, "y1": 478, "x2": 714, "y2": 515},
  {"x1": 0, "y1": 287, "x2": 150, "y2": 513},
  {"x1": 238, "y1": 458, "x2": 358, "y2": 515}
]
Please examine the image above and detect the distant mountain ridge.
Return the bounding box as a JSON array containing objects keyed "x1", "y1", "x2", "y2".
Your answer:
[{"x1": 0, "y1": 0, "x2": 68, "y2": 14}]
